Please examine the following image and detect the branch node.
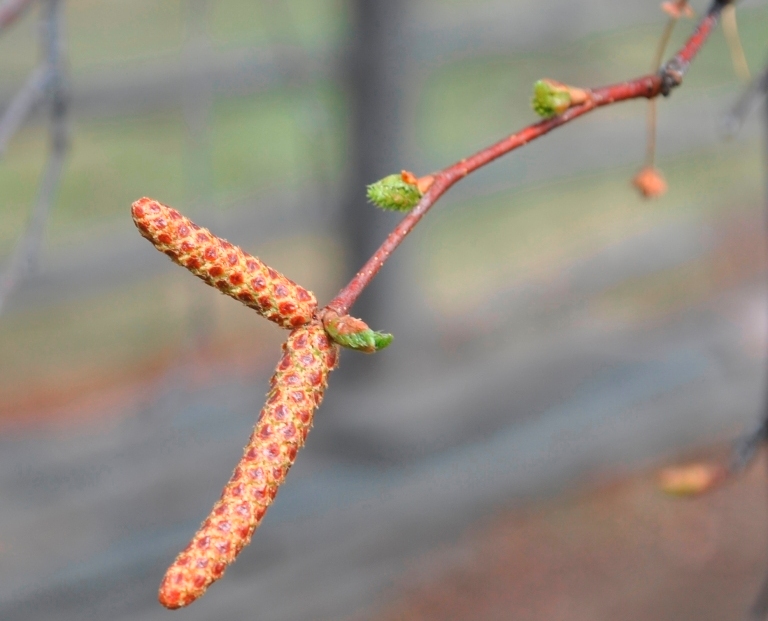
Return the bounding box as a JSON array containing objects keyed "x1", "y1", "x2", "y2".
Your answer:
[{"x1": 659, "y1": 61, "x2": 684, "y2": 96}]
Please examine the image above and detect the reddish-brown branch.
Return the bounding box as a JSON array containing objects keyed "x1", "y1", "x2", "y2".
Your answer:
[
  {"x1": 0, "y1": 0, "x2": 35, "y2": 31},
  {"x1": 327, "y1": 3, "x2": 727, "y2": 317},
  {"x1": 672, "y1": 4, "x2": 722, "y2": 71}
]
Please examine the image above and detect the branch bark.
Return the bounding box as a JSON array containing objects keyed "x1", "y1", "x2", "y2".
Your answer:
[{"x1": 328, "y1": 2, "x2": 728, "y2": 317}]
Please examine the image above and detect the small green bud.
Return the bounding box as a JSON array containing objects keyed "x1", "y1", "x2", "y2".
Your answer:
[
  {"x1": 531, "y1": 80, "x2": 572, "y2": 118},
  {"x1": 366, "y1": 173, "x2": 422, "y2": 212},
  {"x1": 323, "y1": 312, "x2": 393, "y2": 353}
]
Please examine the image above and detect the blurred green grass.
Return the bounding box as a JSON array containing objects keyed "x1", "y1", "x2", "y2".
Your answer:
[
  {"x1": 0, "y1": 0, "x2": 347, "y2": 80},
  {"x1": 0, "y1": 84, "x2": 346, "y2": 247},
  {"x1": 420, "y1": 143, "x2": 763, "y2": 316},
  {"x1": 0, "y1": 2, "x2": 765, "y2": 414}
]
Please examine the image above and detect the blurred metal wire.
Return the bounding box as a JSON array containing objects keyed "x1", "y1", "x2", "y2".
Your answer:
[{"x1": 0, "y1": 0, "x2": 69, "y2": 315}]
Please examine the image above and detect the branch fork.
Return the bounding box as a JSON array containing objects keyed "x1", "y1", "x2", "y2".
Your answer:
[{"x1": 132, "y1": 0, "x2": 732, "y2": 608}]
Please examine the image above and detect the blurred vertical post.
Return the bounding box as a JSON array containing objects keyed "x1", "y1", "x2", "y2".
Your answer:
[{"x1": 342, "y1": 0, "x2": 409, "y2": 334}]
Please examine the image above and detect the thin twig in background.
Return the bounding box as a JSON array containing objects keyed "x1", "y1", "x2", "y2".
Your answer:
[
  {"x1": 0, "y1": 0, "x2": 35, "y2": 31},
  {"x1": 658, "y1": 63, "x2": 768, "y2": 619},
  {"x1": 0, "y1": 0, "x2": 68, "y2": 315},
  {"x1": 722, "y1": 3, "x2": 751, "y2": 82},
  {"x1": 723, "y1": 63, "x2": 768, "y2": 137},
  {"x1": 0, "y1": 65, "x2": 50, "y2": 159},
  {"x1": 645, "y1": 0, "x2": 690, "y2": 170}
]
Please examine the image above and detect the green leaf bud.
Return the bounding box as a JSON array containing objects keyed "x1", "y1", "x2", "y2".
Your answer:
[
  {"x1": 366, "y1": 173, "x2": 422, "y2": 212},
  {"x1": 531, "y1": 79, "x2": 572, "y2": 118},
  {"x1": 323, "y1": 312, "x2": 393, "y2": 353}
]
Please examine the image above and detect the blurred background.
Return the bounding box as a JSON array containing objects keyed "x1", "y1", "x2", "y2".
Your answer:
[{"x1": 1, "y1": 0, "x2": 768, "y2": 619}]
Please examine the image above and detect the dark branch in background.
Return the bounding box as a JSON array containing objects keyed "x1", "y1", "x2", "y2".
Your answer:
[
  {"x1": 0, "y1": 0, "x2": 35, "y2": 31},
  {"x1": 0, "y1": 0, "x2": 69, "y2": 315},
  {"x1": 723, "y1": 63, "x2": 768, "y2": 137},
  {"x1": 327, "y1": 1, "x2": 730, "y2": 316},
  {"x1": 659, "y1": 62, "x2": 768, "y2": 621}
]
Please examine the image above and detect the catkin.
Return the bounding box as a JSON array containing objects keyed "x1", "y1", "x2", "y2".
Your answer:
[
  {"x1": 131, "y1": 197, "x2": 317, "y2": 329},
  {"x1": 158, "y1": 322, "x2": 339, "y2": 608}
]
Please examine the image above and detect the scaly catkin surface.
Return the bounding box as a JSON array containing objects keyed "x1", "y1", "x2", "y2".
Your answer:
[
  {"x1": 131, "y1": 197, "x2": 317, "y2": 329},
  {"x1": 158, "y1": 322, "x2": 339, "y2": 608}
]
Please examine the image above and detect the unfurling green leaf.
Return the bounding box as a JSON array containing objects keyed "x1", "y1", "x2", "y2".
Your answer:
[
  {"x1": 531, "y1": 79, "x2": 572, "y2": 118},
  {"x1": 366, "y1": 174, "x2": 422, "y2": 211},
  {"x1": 323, "y1": 312, "x2": 393, "y2": 353}
]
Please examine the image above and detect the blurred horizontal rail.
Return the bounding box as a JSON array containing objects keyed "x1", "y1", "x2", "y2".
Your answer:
[
  {"x1": 0, "y1": 0, "x2": 712, "y2": 119},
  {"x1": 1, "y1": 44, "x2": 341, "y2": 120}
]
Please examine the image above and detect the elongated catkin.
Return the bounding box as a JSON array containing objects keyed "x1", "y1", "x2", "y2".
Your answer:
[
  {"x1": 131, "y1": 197, "x2": 316, "y2": 329},
  {"x1": 158, "y1": 322, "x2": 339, "y2": 608}
]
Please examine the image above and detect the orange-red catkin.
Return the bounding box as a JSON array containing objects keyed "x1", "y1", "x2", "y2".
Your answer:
[
  {"x1": 131, "y1": 197, "x2": 317, "y2": 329},
  {"x1": 158, "y1": 322, "x2": 339, "y2": 608}
]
